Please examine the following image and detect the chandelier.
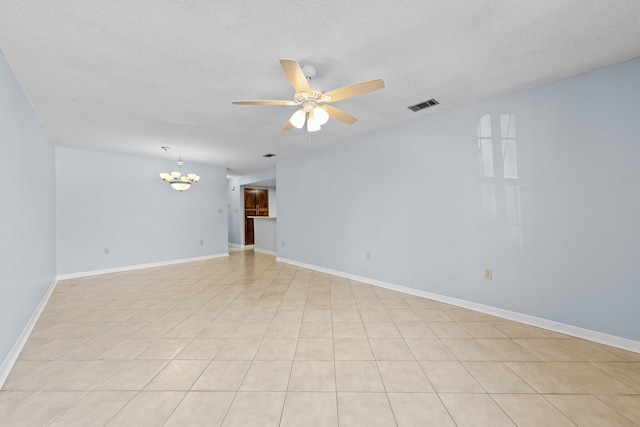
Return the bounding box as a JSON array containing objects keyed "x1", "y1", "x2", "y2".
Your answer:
[{"x1": 159, "y1": 147, "x2": 200, "y2": 192}]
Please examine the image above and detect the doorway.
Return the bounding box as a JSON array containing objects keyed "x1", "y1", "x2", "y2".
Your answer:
[{"x1": 244, "y1": 188, "x2": 269, "y2": 245}]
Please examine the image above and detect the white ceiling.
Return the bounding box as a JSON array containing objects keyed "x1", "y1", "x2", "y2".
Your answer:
[{"x1": 1, "y1": 1, "x2": 639, "y2": 176}]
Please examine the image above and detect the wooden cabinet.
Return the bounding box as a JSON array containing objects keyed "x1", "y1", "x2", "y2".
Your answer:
[{"x1": 244, "y1": 188, "x2": 269, "y2": 245}]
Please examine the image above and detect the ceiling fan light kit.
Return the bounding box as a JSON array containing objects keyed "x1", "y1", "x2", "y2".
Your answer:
[
  {"x1": 313, "y1": 106, "x2": 329, "y2": 124},
  {"x1": 289, "y1": 102, "x2": 330, "y2": 132},
  {"x1": 232, "y1": 59, "x2": 384, "y2": 133},
  {"x1": 289, "y1": 108, "x2": 306, "y2": 128},
  {"x1": 306, "y1": 116, "x2": 321, "y2": 132}
]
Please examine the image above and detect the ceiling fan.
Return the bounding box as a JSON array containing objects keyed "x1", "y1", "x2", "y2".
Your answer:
[{"x1": 232, "y1": 59, "x2": 385, "y2": 132}]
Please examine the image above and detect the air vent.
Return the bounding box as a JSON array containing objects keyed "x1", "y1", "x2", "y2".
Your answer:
[
  {"x1": 408, "y1": 98, "x2": 439, "y2": 112},
  {"x1": 262, "y1": 153, "x2": 276, "y2": 158}
]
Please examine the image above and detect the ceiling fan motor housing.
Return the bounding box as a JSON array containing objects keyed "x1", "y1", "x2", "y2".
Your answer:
[{"x1": 294, "y1": 90, "x2": 324, "y2": 103}]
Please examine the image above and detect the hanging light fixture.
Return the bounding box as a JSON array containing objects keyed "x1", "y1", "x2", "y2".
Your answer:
[{"x1": 159, "y1": 147, "x2": 200, "y2": 192}]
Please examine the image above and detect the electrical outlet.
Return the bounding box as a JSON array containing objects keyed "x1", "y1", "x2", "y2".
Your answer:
[
  {"x1": 484, "y1": 269, "x2": 493, "y2": 280},
  {"x1": 104, "y1": 248, "x2": 109, "y2": 255},
  {"x1": 218, "y1": 208, "x2": 223, "y2": 214},
  {"x1": 200, "y1": 240, "x2": 204, "y2": 245},
  {"x1": 366, "y1": 251, "x2": 370, "y2": 259}
]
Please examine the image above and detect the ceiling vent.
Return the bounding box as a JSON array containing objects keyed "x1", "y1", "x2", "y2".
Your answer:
[
  {"x1": 408, "y1": 98, "x2": 439, "y2": 112},
  {"x1": 262, "y1": 153, "x2": 276, "y2": 158}
]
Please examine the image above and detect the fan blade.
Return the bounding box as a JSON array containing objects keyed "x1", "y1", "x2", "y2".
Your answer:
[
  {"x1": 232, "y1": 100, "x2": 298, "y2": 106},
  {"x1": 280, "y1": 59, "x2": 311, "y2": 94},
  {"x1": 324, "y1": 105, "x2": 357, "y2": 124},
  {"x1": 283, "y1": 121, "x2": 294, "y2": 131},
  {"x1": 322, "y1": 79, "x2": 385, "y2": 103}
]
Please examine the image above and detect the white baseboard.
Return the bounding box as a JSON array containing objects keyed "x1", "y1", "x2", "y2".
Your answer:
[
  {"x1": 0, "y1": 279, "x2": 58, "y2": 389},
  {"x1": 57, "y1": 253, "x2": 229, "y2": 280},
  {"x1": 229, "y1": 243, "x2": 255, "y2": 249},
  {"x1": 276, "y1": 257, "x2": 640, "y2": 354},
  {"x1": 254, "y1": 248, "x2": 276, "y2": 256}
]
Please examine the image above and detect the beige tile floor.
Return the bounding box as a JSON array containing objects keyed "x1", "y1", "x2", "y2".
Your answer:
[{"x1": 1, "y1": 249, "x2": 640, "y2": 426}]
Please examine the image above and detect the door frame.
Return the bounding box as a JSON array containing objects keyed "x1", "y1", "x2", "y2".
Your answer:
[{"x1": 242, "y1": 186, "x2": 270, "y2": 246}]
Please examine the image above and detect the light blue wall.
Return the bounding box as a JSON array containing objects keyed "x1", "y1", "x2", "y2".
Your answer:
[
  {"x1": 277, "y1": 57, "x2": 640, "y2": 341},
  {"x1": 56, "y1": 147, "x2": 228, "y2": 275},
  {"x1": 227, "y1": 168, "x2": 276, "y2": 245},
  {"x1": 0, "y1": 52, "x2": 56, "y2": 364}
]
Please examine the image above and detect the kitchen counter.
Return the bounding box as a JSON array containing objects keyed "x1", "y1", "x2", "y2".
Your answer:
[{"x1": 249, "y1": 216, "x2": 276, "y2": 255}]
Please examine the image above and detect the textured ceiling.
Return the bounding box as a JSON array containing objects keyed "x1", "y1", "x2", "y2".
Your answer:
[{"x1": 1, "y1": 1, "x2": 639, "y2": 176}]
